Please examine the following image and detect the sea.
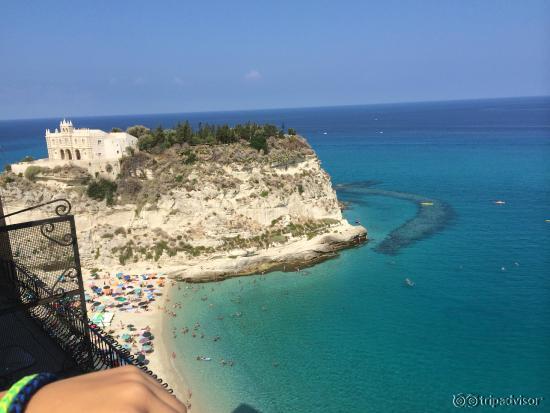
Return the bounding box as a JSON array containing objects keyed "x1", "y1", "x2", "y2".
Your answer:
[{"x1": 1, "y1": 96, "x2": 549, "y2": 412}]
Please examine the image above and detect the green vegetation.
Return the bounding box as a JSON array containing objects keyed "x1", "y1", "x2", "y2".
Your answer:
[
  {"x1": 4, "y1": 164, "x2": 12, "y2": 172},
  {"x1": 24, "y1": 166, "x2": 44, "y2": 181},
  {"x1": 114, "y1": 227, "x2": 127, "y2": 236},
  {"x1": 0, "y1": 174, "x2": 15, "y2": 186},
  {"x1": 180, "y1": 149, "x2": 197, "y2": 165},
  {"x1": 153, "y1": 240, "x2": 176, "y2": 261},
  {"x1": 250, "y1": 134, "x2": 268, "y2": 153},
  {"x1": 260, "y1": 190, "x2": 269, "y2": 198},
  {"x1": 127, "y1": 121, "x2": 287, "y2": 154},
  {"x1": 287, "y1": 128, "x2": 297, "y2": 136},
  {"x1": 20, "y1": 156, "x2": 34, "y2": 163},
  {"x1": 111, "y1": 127, "x2": 123, "y2": 132},
  {"x1": 86, "y1": 178, "x2": 117, "y2": 205},
  {"x1": 118, "y1": 243, "x2": 134, "y2": 265}
]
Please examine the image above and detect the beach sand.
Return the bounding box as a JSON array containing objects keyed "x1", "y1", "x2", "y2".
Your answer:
[{"x1": 83, "y1": 268, "x2": 203, "y2": 412}]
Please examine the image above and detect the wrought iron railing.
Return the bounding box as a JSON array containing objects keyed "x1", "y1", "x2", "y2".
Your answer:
[{"x1": 0, "y1": 199, "x2": 172, "y2": 393}]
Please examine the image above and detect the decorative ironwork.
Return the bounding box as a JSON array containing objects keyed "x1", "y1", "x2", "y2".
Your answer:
[
  {"x1": 51, "y1": 267, "x2": 80, "y2": 295},
  {"x1": 86, "y1": 323, "x2": 173, "y2": 393},
  {"x1": 0, "y1": 210, "x2": 173, "y2": 394},
  {"x1": 39, "y1": 222, "x2": 74, "y2": 246},
  {"x1": 0, "y1": 198, "x2": 72, "y2": 220}
]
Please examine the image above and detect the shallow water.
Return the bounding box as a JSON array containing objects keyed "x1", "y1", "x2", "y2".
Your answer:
[
  {"x1": 2, "y1": 97, "x2": 549, "y2": 412},
  {"x1": 164, "y1": 98, "x2": 550, "y2": 412}
]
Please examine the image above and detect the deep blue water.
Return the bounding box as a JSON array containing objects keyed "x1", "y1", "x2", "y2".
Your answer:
[{"x1": 1, "y1": 97, "x2": 549, "y2": 412}]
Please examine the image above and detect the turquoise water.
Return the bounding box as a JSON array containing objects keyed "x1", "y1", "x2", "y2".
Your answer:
[
  {"x1": 1, "y1": 97, "x2": 549, "y2": 412},
  {"x1": 163, "y1": 100, "x2": 550, "y2": 412}
]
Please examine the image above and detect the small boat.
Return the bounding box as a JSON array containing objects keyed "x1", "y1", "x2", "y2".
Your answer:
[
  {"x1": 420, "y1": 202, "x2": 434, "y2": 206},
  {"x1": 494, "y1": 200, "x2": 506, "y2": 205},
  {"x1": 404, "y1": 278, "x2": 415, "y2": 287},
  {"x1": 196, "y1": 356, "x2": 212, "y2": 361},
  {"x1": 323, "y1": 132, "x2": 328, "y2": 135}
]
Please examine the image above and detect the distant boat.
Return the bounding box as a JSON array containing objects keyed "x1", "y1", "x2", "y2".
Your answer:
[
  {"x1": 494, "y1": 200, "x2": 506, "y2": 205},
  {"x1": 323, "y1": 132, "x2": 328, "y2": 135},
  {"x1": 420, "y1": 201, "x2": 434, "y2": 206},
  {"x1": 404, "y1": 278, "x2": 415, "y2": 287},
  {"x1": 197, "y1": 356, "x2": 212, "y2": 361}
]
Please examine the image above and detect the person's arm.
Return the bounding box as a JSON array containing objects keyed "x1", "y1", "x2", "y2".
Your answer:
[{"x1": 7, "y1": 366, "x2": 185, "y2": 413}]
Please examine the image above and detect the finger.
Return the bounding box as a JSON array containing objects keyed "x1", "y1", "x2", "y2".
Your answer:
[
  {"x1": 136, "y1": 369, "x2": 187, "y2": 412},
  {"x1": 144, "y1": 392, "x2": 186, "y2": 413}
]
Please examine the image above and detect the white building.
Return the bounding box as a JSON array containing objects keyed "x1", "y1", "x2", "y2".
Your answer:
[
  {"x1": 46, "y1": 120, "x2": 138, "y2": 162},
  {"x1": 11, "y1": 120, "x2": 139, "y2": 179}
]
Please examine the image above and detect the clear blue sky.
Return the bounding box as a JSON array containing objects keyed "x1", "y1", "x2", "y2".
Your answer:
[{"x1": 1, "y1": 0, "x2": 549, "y2": 119}]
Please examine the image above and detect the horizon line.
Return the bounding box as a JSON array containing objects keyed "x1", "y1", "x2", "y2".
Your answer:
[{"x1": 1, "y1": 94, "x2": 549, "y2": 123}]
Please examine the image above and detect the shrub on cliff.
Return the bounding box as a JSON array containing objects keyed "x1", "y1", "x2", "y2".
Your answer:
[
  {"x1": 138, "y1": 133, "x2": 158, "y2": 151},
  {"x1": 24, "y1": 166, "x2": 44, "y2": 181},
  {"x1": 181, "y1": 149, "x2": 197, "y2": 165},
  {"x1": 87, "y1": 178, "x2": 117, "y2": 205},
  {"x1": 250, "y1": 134, "x2": 268, "y2": 153},
  {"x1": 127, "y1": 125, "x2": 151, "y2": 139},
  {"x1": 128, "y1": 121, "x2": 284, "y2": 153}
]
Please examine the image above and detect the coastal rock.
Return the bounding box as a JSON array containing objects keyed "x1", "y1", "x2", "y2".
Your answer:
[{"x1": 0, "y1": 138, "x2": 367, "y2": 281}]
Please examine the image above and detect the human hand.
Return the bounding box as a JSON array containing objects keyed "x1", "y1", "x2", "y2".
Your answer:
[{"x1": 24, "y1": 366, "x2": 186, "y2": 413}]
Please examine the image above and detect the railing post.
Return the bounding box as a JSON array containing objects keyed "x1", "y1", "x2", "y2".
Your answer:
[
  {"x1": 0, "y1": 195, "x2": 18, "y2": 302},
  {"x1": 69, "y1": 215, "x2": 94, "y2": 371}
]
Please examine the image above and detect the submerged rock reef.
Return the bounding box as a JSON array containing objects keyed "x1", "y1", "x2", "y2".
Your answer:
[{"x1": 336, "y1": 182, "x2": 454, "y2": 255}]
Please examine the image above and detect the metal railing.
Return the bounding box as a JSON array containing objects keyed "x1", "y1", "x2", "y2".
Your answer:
[{"x1": 0, "y1": 199, "x2": 172, "y2": 392}]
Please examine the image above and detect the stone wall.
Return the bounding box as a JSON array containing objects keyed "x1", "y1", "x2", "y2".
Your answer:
[{"x1": 10, "y1": 158, "x2": 121, "y2": 180}]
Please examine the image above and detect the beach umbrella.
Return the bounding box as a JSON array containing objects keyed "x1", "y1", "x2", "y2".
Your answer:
[
  {"x1": 142, "y1": 345, "x2": 153, "y2": 353},
  {"x1": 121, "y1": 333, "x2": 131, "y2": 341},
  {"x1": 139, "y1": 338, "x2": 150, "y2": 344},
  {"x1": 136, "y1": 354, "x2": 146, "y2": 363},
  {"x1": 115, "y1": 297, "x2": 127, "y2": 302},
  {"x1": 142, "y1": 331, "x2": 152, "y2": 338}
]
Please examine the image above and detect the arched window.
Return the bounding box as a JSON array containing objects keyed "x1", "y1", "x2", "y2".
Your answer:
[
  {"x1": 75, "y1": 149, "x2": 81, "y2": 160},
  {"x1": 67, "y1": 149, "x2": 73, "y2": 160},
  {"x1": 60, "y1": 149, "x2": 65, "y2": 160}
]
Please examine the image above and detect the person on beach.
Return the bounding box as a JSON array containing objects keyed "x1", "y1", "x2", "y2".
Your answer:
[{"x1": 0, "y1": 366, "x2": 186, "y2": 412}]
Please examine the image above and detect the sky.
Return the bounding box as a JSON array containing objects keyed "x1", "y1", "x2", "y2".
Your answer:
[{"x1": 0, "y1": 0, "x2": 549, "y2": 119}]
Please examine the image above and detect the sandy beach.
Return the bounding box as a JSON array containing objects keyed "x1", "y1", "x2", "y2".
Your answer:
[{"x1": 83, "y1": 267, "x2": 203, "y2": 412}]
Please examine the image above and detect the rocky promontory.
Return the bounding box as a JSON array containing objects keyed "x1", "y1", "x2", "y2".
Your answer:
[{"x1": 1, "y1": 123, "x2": 366, "y2": 281}]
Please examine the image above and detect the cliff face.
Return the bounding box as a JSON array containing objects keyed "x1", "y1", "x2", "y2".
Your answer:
[{"x1": 1, "y1": 136, "x2": 366, "y2": 281}]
